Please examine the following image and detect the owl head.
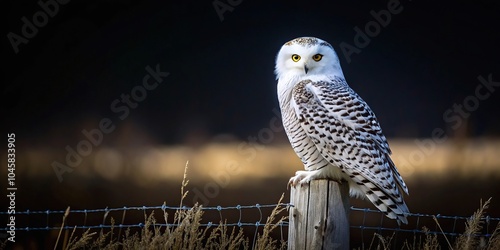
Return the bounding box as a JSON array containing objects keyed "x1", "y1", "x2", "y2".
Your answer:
[{"x1": 275, "y1": 37, "x2": 344, "y2": 80}]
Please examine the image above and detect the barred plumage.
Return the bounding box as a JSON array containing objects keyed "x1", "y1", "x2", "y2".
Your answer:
[{"x1": 275, "y1": 37, "x2": 409, "y2": 224}]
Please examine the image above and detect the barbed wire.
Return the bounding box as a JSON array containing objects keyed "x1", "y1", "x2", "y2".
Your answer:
[
  {"x1": 1, "y1": 204, "x2": 290, "y2": 231},
  {"x1": 350, "y1": 207, "x2": 500, "y2": 237},
  {"x1": 1, "y1": 204, "x2": 499, "y2": 242}
]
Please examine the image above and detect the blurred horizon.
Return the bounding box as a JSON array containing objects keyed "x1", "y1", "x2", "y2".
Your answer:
[{"x1": 7, "y1": 136, "x2": 500, "y2": 183}]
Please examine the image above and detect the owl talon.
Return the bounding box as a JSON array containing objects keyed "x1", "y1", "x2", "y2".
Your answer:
[{"x1": 289, "y1": 170, "x2": 314, "y2": 188}]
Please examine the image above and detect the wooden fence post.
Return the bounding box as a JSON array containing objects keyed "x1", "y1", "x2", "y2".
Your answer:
[{"x1": 288, "y1": 179, "x2": 350, "y2": 250}]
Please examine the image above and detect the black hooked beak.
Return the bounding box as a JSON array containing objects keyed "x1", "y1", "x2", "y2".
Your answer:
[{"x1": 304, "y1": 64, "x2": 309, "y2": 74}]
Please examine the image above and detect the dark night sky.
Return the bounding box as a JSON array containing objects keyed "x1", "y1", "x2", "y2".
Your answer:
[{"x1": 3, "y1": 0, "x2": 500, "y2": 144}]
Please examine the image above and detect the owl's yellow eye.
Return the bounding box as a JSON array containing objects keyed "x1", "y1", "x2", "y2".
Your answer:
[
  {"x1": 291, "y1": 54, "x2": 301, "y2": 62},
  {"x1": 312, "y1": 54, "x2": 323, "y2": 61}
]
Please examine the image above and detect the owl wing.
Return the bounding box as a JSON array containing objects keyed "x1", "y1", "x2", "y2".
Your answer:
[{"x1": 291, "y1": 78, "x2": 409, "y2": 224}]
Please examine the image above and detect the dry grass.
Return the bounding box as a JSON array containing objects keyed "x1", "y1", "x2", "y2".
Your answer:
[
  {"x1": 454, "y1": 198, "x2": 500, "y2": 250},
  {"x1": 56, "y1": 194, "x2": 500, "y2": 250},
  {"x1": 56, "y1": 163, "x2": 288, "y2": 250},
  {"x1": 364, "y1": 198, "x2": 500, "y2": 250},
  {"x1": 1, "y1": 190, "x2": 498, "y2": 250},
  {"x1": 9, "y1": 163, "x2": 491, "y2": 250}
]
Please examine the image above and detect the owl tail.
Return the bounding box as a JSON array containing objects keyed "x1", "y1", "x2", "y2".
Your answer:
[{"x1": 357, "y1": 181, "x2": 409, "y2": 225}]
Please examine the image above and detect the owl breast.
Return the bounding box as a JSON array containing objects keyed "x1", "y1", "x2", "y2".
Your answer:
[
  {"x1": 280, "y1": 88, "x2": 338, "y2": 172},
  {"x1": 281, "y1": 103, "x2": 324, "y2": 170}
]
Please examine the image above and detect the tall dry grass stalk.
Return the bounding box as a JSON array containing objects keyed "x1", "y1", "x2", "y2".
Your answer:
[
  {"x1": 253, "y1": 193, "x2": 288, "y2": 250},
  {"x1": 54, "y1": 206, "x2": 70, "y2": 249},
  {"x1": 452, "y1": 197, "x2": 500, "y2": 250}
]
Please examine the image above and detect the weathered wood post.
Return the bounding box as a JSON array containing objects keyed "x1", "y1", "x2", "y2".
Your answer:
[{"x1": 288, "y1": 179, "x2": 350, "y2": 250}]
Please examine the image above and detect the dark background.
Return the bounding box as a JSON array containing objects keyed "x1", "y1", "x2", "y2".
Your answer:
[
  {"x1": 2, "y1": 0, "x2": 500, "y2": 248},
  {"x1": 3, "y1": 0, "x2": 500, "y2": 143}
]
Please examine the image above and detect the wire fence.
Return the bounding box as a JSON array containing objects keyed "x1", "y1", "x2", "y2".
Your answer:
[
  {"x1": 2, "y1": 204, "x2": 500, "y2": 248},
  {"x1": 349, "y1": 206, "x2": 500, "y2": 249},
  {"x1": 1, "y1": 204, "x2": 288, "y2": 231}
]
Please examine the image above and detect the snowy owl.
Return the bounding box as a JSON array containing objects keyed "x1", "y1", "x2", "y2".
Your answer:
[{"x1": 275, "y1": 37, "x2": 409, "y2": 224}]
